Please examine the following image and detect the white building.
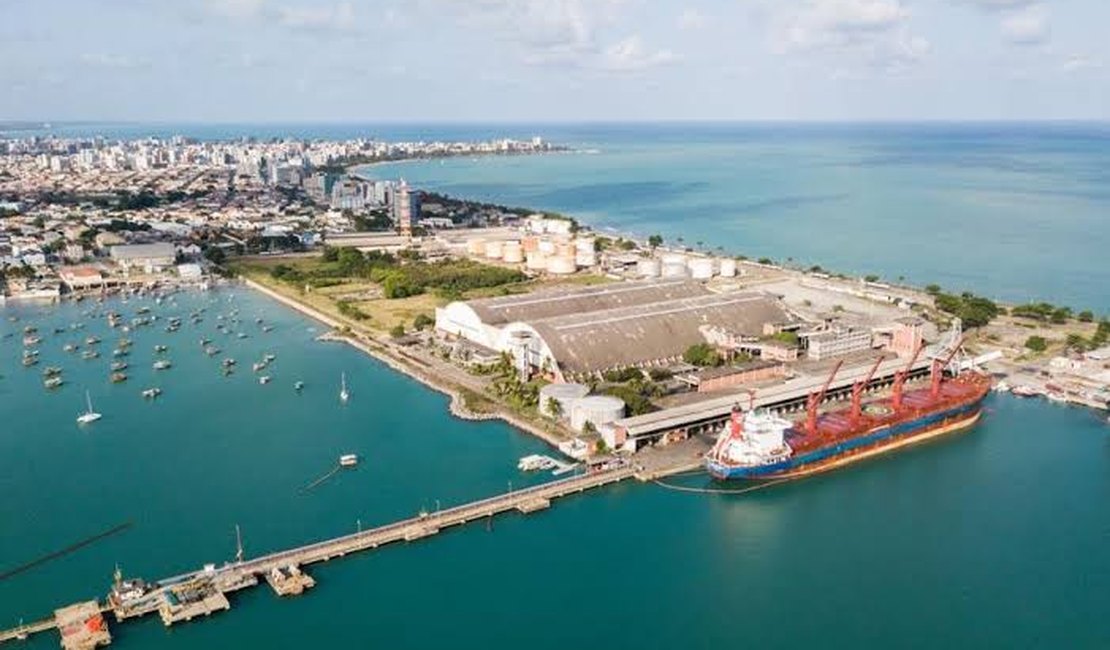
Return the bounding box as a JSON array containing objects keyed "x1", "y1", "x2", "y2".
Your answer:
[{"x1": 109, "y1": 243, "x2": 176, "y2": 273}]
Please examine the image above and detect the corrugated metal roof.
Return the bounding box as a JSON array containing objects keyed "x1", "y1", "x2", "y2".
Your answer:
[
  {"x1": 530, "y1": 292, "x2": 793, "y2": 374},
  {"x1": 467, "y1": 279, "x2": 710, "y2": 325}
]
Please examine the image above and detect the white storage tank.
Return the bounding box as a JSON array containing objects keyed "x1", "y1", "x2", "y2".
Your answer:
[
  {"x1": 484, "y1": 240, "x2": 505, "y2": 260},
  {"x1": 719, "y1": 258, "x2": 738, "y2": 278},
  {"x1": 688, "y1": 257, "x2": 715, "y2": 280},
  {"x1": 575, "y1": 250, "x2": 597, "y2": 267},
  {"x1": 466, "y1": 238, "x2": 486, "y2": 256},
  {"x1": 570, "y1": 395, "x2": 626, "y2": 432},
  {"x1": 661, "y1": 262, "x2": 688, "y2": 279},
  {"x1": 539, "y1": 383, "x2": 590, "y2": 419},
  {"x1": 661, "y1": 252, "x2": 686, "y2": 266},
  {"x1": 575, "y1": 237, "x2": 595, "y2": 253},
  {"x1": 637, "y1": 258, "x2": 662, "y2": 278},
  {"x1": 502, "y1": 241, "x2": 524, "y2": 263},
  {"x1": 526, "y1": 251, "x2": 548, "y2": 271},
  {"x1": 538, "y1": 240, "x2": 557, "y2": 255},
  {"x1": 546, "y1": 255, "x2": 576, "y2": 275}
]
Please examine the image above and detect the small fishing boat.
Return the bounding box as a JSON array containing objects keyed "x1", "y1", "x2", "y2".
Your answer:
[
  {"x1": 23, "y1": 356, "x2": 39, "y2": 367},
  {"x1": 154, "y1": 344, "x2": 168, "y2": 353},
  {"x1": 85, "y1": 336, "x2": 100, "y2": 345},
  {"x1": 294, "y1": 381, "x2": 305, "y2": 391},
  {"x1": 110, "y1": 372, "x2": 128, "y2": 383},
  {"x1": 259, "y1": 375, "x2": 271, "y2": 385},
  {"x1": 42, "y1": 366, "x2": 63, "y2": 377},
  {"x1": 111, "y1": 361, "x2": 129, "y2": 371},
  {"x1": 142, "y1": 388, "x2": 162, "y2": 399},
  {"x1": 153, "y1": 360, "x2": 172, "y2": 370},
  {"x1": 339, "y1": 372, "x2": 349, "y2": 403},
  {"x1": 44, "y1": 376, "x2": 64, "y2": 389},
  {"x1": 252, "y1": 361, "x2": 268, "y2": 373},
  {"x1": 339, "y1": 454, "x2": 359, "y2": 467},
  {"x1": 222, "y1": 358, "x2": 236, "y2": 367},
  {"x1": 81, "y1": 350, "x2": 99, "y2": 360},
  {"x1": 112, "y1": 348, "x2": 129, "y2": 358},
  {"x1": 63, "y1": 343, "x2": 79, "y2": 352},
  {"x1": 264, "y1": 353, "x2": 276, "y2": 363}
]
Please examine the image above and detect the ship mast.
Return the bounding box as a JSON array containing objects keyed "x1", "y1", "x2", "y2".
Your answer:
[{"x1": 235, "y1": 524, "x2": 244, "y2": 564}]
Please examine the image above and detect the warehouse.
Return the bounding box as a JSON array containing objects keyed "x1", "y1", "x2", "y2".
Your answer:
[{"x1": 436, "y1": 280, "x2": 795, "y2": 381}]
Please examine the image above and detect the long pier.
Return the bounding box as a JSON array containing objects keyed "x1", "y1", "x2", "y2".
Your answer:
[{"x1": 0, "y1": 466, "x2": 635, "y2": 647}]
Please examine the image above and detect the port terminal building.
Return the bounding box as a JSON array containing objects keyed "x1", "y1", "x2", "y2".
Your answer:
[{"x1": 434, "y1": 280, "x2": 796, "y2": 381}]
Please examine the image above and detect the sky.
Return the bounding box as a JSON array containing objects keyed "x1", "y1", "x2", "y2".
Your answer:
[{"x1": 1, "y1": 0, "x2": 1108, "y2": 122}]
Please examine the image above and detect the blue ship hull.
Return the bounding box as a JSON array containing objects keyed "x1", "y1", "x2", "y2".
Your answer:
[{"x1": 706, "y1": 400, "x2": 983, "y2": 480}]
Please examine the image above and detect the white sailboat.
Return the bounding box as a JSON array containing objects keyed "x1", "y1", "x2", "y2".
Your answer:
[
  {"x1": 339, "y1": 372, "x2": 350, "y2": 403},
  {"x1": 76, "y1": 390, "x2": 102, "y2": 424}
]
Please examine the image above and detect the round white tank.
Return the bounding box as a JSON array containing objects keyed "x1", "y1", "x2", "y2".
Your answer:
[
  {"x1": 526, "y1": 251, "x2": 548, "y2": 271},
  {"x1": 719, "y1": 258, "x2": 737, "y2": 278},
  {"x1": 484, "y1": 240, "x2": 504, "y2": 260},
  {"x1": 575, "y1": 250, "x2": 597, "y2": 267},
  {"x1": 575, "y1": 237, "x2": 595, "y2": 253},
  {"x1": 570, "y1": 395, "x2": 626, "y2": 432},
  {"x1": 539, "y1": 383, "x2": 589, "y2": 418},
  {"x1": 555, "y1": 242, "x2": 575, "y2": 258},
  {"x1": 546, "y1": 255, "x2": 576, "y2": 275},
  {"x1": 662, "y1": 262, "x2": 688, "y2": 279},
  {"x1": 466, "y1": 238, "x2": 486, "y2": 256},
  {"x1": 661, "y1": 252, "x2": 686, "y2": 266},
  {"x1": 637, "y1": 258, "x2": 662, "y2": 278},
  {"x1": 538, "y1": 240, "x2": 557, "y2": 255},
  {"x1": 502, "y1": 241, "x2": 524, "y2": 263},
  {"x1": 688, "y1": 258, "x2": 714, "y2": 280}
]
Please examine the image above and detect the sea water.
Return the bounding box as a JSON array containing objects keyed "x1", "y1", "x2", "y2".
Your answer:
[{"x1": 2, "y1": 290, "x2": 1109, "y2": 648}]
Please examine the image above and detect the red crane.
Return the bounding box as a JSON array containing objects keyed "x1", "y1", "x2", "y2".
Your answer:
[
  {"x1": 930, "y1": 336, "x2": 965, "y2": 398},
  {"x1": 805, "y1": 360, "x2": 843, "y2": 435},
  {"x1": 892, "y1": 343, "x2": 924, "y2": 411},
  {"x1": 850, "y1": 356, "x2": 886, "y2": 423}
]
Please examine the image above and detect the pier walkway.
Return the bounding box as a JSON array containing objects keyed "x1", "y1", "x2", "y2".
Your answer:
[{"x1": 0, "y1": 466, "x2": 636, "y2": 646}]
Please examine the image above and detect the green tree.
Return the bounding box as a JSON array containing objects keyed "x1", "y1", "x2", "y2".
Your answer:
[
  {"x1": 203, "y1": 246, "x2": 226, "y2": 265},
  {"x1": 545, "y1": 398, "x2": 563, "y2": 420},
  {"x1": 1077, "y1": 310, "x2": 1095, "y2": 323},
  {"x1": 647, "y1": 234, "x2": 663, "y2": 249},
  {"x1": 925, "y1": 284, "x2": 942, "y2": 295},
  {"x1": 389, "y1": 324, "x2": 406, "y2": 338},
  {"x1": 683, "y1": 343, "x2": 722, "y2": 367},
  {"x1": 321, "y1": 246, "x2": 339, "y2": 262},
  {"x1": 412, "y1": 313, "x2": 434, "y2": 331},
  {"x1": 864, "y1": 274, "x2": 880, "y2": 283},
  {"x1": 1024, "y1": 335, "x2": 1048, "y2": 353}
]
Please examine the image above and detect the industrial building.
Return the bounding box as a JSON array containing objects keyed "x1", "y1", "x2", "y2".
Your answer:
[{"x1": 435, "y1": 280, "x2": 795, "y2": 380}]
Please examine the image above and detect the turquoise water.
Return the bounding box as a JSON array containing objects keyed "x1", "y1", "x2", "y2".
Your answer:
[
  {"x1": 3, "y1": 290, "x2": 1110, "y2": 648},
  {"x1": 358, "y1": 123, "x2": 1110, "y2": 309}
]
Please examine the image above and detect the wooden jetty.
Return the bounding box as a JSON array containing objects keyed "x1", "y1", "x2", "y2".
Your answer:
[{"x1": 0, "y1": 466, "x2": 635, "y2": 647}]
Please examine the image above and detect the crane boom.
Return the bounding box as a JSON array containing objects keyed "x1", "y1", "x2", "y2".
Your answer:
[
  {"x1": 892, "y1": 343, "x2": 924, "y2": 410},
  {"x1": 851, "y1": 356, "x2": 886, "y2": 422},
  {"x1": 805, "y1": 360, "x2": 843, "y2": 435},
  {"x1": 931, "y1": 336, "x2": 965, "y2": 397}
]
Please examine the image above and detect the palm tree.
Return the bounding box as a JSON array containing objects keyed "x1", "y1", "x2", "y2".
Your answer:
[{"x1": 546, "y1": 398, "x2": 563, "y2": 420}]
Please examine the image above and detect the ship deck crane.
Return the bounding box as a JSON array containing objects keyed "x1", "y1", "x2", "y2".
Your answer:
[
  {"x1": 930, "y1": 336, "x2": 965, "y2": 398},
  {"x1": 892, "y1": 343, "x2": 924, "y2": 410},
  {"x1": 850, "y1": 356, "x2": 886, "y2": 423},
  {"x1": 805, "y1": 360, "x2": 843, "y2": 435}
]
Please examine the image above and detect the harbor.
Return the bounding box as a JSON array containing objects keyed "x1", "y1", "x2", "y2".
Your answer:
[{"x1": 0, "y1": 466, "x2": 638, "y2": 647}]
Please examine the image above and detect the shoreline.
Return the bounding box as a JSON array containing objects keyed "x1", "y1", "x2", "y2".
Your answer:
[{"x1": 240, "y1": 277, "x2": 570, "y2": 451}]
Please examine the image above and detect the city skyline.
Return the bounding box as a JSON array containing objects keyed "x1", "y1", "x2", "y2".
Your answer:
[{"x1": 3, "y1": 0, "x2": 1109, "y2": 123}]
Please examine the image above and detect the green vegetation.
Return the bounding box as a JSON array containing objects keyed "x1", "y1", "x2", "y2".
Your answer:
[
  {"x1": 648, "y1": 234, "x2": 663, "y2": 249},
  {"x1": 602, "y1": 367, "x2": 644, "y2": 383},
  {"x1": 1078, "y1": 310, "x2": 1095, "y2": 323},
  {"x1": 1011, "y1": 302, "x2": 1073, "y2": 324},
  {"x1": 683, "y1": 343, "x2": 723, "y2": 367},
  {"x1": 337, "y1": 300, "x2": 370, "y2": 321},
  {"x1": 602, "y1": 383, "x2": 658, "y2": 416},
  {"x1": 270, "y1": 247, "x2": 525, "y2": 300},
  {"x1": 647, "y1": 367, "x2": 673, "y2": 381},
  {"x1": 768, "y1": 331, "x2": 799, "y2": 346},
  {"x1": 925, "y1": 284, "x2": 942, "y2": 295},
  {"x1": 933, "y1": 291, "x2": 1001, "y2": 328},
  {"x1": 545, "y1": 398, "x2": 564, "y2": 420},
  {"x1": 757, "y1": 257, "x2": 774, "y2": 265},
  {"x1": 1024, "y1": 335, "x2": 1048, "y2": 353},
  {"x1": 389, "y1": 324, "x2": 406, "y2": 338},
  {"x1": 864, "y1": 274, "x2": 880, "y2": 283},
  {"x1": 412, "y1": 313, "x2": 435, "y2": 331}
]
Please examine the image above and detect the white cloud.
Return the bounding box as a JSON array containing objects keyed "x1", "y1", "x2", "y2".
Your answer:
[
  {"x1": 677, "y1": 8, "x2": 707, "y2": 31},
  {"x1": 276, "y1": 2, "x2": 356, "y2": 31},
  {"x1": 772, "y1": 0, "x2": 927, "y2": 71},
  {"x1": 1061, "y1": 54, "x2": 1103, "y2": 73},
  {"x1": 1000, "y1": 5, "x2": 1049, "y2": 45},
  {"x1": 599, "y1": 35, "x2": 678, "y2": 71},
  {"x1": 80, "y1": 53, "x2": 148, "y2": 69},
  {"x1": 960, "y1": 0, "x2": 1037, "y2": 10},
  {"x1": 427, "y1": 0, "x2": 674, "y2": 73},
  {"x1": 205, "y1": 0, "x2": 265, "y2": 19}
]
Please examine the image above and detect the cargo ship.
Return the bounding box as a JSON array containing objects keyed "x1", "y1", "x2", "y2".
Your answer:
[{"x1": 705, "y1": 344, "x2": 991, "y2": 480}]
